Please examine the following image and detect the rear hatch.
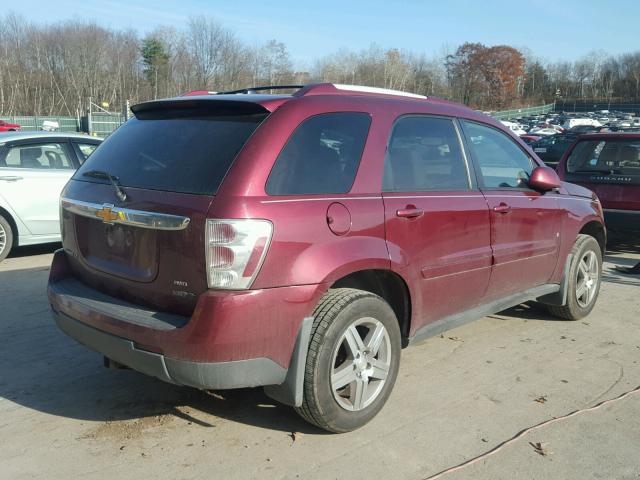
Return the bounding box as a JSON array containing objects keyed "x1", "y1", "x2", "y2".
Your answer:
[
  {"x1": 562, "y1": 137, "x2": 640, "y2": 210},
  {"x1": 60, "y1": 99, "x2": 270, "y2": 317}
]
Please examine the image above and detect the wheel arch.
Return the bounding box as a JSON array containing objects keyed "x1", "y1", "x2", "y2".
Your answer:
[
  {"x1": 0, "y1": 205, "x2": 19, "y2": 247},
  {"x1": 578, "y1": 220, "x2": 606, "y2": 255},
  {"x1": 330, "y1": 268, "x2": 412, "y2": 346}
]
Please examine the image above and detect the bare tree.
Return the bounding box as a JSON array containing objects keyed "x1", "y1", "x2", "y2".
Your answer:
[{"x1": 2, "y1": 11, "x2": 640, "y2": 117}]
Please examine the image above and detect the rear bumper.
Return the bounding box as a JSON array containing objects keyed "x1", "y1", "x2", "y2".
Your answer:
[
  {"x1": 53, "y1": 311, "x2": 287, "y2": 389},
  {"x1": 48, "y1": 249, "x2": 326, "y2": 393},
  {"x1": 604, "y1": 208, "x2": 640, "y2": 233}
]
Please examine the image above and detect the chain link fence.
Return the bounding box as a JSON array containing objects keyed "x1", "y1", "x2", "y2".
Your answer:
[
  {"x1": 489, "y1": 103, "x2": 556, "y2": 120},
  {"x1": 4, "y1": 101, "x2": 560, "y2": 136},
  {"x1": 0, "y1": 113, "x2": 126, "y2": 138},
  {"x1": 0, "y1": 115, "x2": 81, "y2": 132},
  {"x1": 555, "y1": 99, "x2": 640, "y2": 114},
  {"x1": 84, "y1": 113, "x2": 126, "y2": 137}
]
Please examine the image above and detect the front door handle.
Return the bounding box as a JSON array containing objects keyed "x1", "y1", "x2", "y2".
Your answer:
[
  {"x1": 493, "y1": 203, "x2": 511, "y2": 214},
  {"x1": 396, "y1": 206, "x2": 424, "y2": 219},
  {"x1": 0, "y1": 176, "x2": 23, "y2": 182}
]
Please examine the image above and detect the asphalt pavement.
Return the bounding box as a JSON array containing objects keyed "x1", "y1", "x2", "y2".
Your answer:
[{"x1": 1, "y1": 241, "x2": 639, "y2": 480}]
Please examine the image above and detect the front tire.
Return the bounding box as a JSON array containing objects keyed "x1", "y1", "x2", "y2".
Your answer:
[
  {"x1": 0, "y1": 214, "x2": 14, "y2": 262},
  {"x1": 295, "y1": 288, "x2": 401, "y2": 433},
  {"x1": 548, "y1": 234, "x2": 602, "y2": 320}
]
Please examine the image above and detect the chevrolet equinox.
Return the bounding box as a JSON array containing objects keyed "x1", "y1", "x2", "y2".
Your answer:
[{"x1": 48, "y1": 84, "x2": 606, "y2": 432}]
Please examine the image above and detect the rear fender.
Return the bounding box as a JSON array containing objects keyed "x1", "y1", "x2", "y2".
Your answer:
[{"x1": 292, "y1": 236, "x2": 392, "y2": 285}]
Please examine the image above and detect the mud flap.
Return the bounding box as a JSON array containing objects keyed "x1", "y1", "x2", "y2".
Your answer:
[{"x1": 263, "y1": 316, "x2": 314, "y2": 407}]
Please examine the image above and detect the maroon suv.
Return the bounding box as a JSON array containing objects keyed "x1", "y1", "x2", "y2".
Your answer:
[
  {"x1": 48, "y1": 84, "x2": 605, "y2": 432},
  {"x1": 557, "y1": 133, "x2": 640, "y2": 234}
]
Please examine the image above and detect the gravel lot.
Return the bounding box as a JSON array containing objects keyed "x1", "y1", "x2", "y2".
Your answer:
[{"x1": 1, "y1": 242, "x2": 639, "y2": 480}]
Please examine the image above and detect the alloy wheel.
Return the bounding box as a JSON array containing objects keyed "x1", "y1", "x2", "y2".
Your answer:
[
  {"x1": 576, "y1": 250, "x2": 599, "y2": 308},
  {"x1": 0, "y1": 222, "x2": 6, "y2": 256},
  {"x1": 331, "y1": 317, "x2": 392, "y2": 411}
]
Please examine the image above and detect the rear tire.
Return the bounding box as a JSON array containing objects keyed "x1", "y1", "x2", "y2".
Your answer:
[
  {"x1": 295, "y1": 288, "x2": 401, "y2": 433},
  {"x1": 0, "y1": 214, "x2": 14, "y2": 262},
  {"x1": 547, "y1": 234, "x2": 602, "y2": 320}
]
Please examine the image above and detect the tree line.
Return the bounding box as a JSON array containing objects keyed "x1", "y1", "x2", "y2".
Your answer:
[{"x1": 2, "y1": 12, "x2": 640, "y2": 116}]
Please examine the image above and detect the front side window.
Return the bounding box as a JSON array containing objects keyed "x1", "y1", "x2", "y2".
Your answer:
[
  {"x1": 567, "y1": 139, "x2": 640, "y2": 176},
  {"x1": 383, "y1": 116, "x2": 469, "y2": 192},
  {"x1": 266, "y1": 112, "x2": 371, "y2": 195},
  {"x1": 2, "y1": 143, "x2": 74, "y2": 169},
  {"x1": 462, "y1": 121, "x2": 535, "y2": 189}
]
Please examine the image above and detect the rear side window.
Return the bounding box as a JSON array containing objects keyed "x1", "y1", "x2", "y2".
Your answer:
[
  {"x1": 567, "y1": 139, "x2": 640, "y2": 176},
  {"x1": 75, "y1": 111, "x2": 267, "y2": 195},
  {"x1": 462, "y1": 121, "x2": 535, "y2": 189},
  {"x1": 74, "y1": 142, "x2": 99, "y2": 164},
  {"x1": 3, "y1": 143, "x2": 74, "y2": 169},
  {"x1": 383, "y1": 116, "x2": 469, "y2": 192},
  {"x1": 266, "y1": 112, "x2": 371, "y2": 195}
]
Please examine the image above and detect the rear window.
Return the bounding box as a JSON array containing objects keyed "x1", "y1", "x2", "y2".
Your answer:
[
  {"x1": 74, "y1": 111, "x2": 267, "y2": 195},
  {"x1": 567, "y1": 139, "x2": 640, "y2": 176}
]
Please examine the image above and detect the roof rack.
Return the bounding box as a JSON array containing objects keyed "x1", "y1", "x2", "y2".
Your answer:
[
  {"x1": 182, "y1": 83, "x2": 427, "y2": 100},
  {"x1": 217, "y1": 85, "x2": 305, "y2": 95},
  {"x1": 331, "y1": 84, "x2": 427, "y2": 99}
]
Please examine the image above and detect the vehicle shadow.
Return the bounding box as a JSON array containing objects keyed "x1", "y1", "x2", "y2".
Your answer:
[
  {"x1": 7, "y1": 242, "x2": 61, "y2": 259},
  {"x1": 603, "y1": 236, "x2": 640, "y2": 286},
  {"x1": 493, "y1": 301, "x2": 560, "y2": 322},
  {"x1": 0, "y1": 264, "x2": 324, "y2": 435}
]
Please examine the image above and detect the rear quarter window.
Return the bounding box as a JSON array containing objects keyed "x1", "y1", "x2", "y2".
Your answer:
[{"x1": 266, "y1": 112, "x2": 371, "y2": 195}]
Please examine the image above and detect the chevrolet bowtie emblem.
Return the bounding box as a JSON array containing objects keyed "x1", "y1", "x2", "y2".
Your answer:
[{"x1": 95, "y1": 205, "x2": 119, "y2": 224}]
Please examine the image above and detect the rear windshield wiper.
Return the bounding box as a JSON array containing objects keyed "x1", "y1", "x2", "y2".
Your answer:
[{"x1": 82, "y1": 169, "x2": 127, "y2": 202}]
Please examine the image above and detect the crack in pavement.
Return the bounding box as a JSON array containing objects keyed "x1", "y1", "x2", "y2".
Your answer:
[{"x1": 588, "y1": 361, "x2": 625, "y2": 405}]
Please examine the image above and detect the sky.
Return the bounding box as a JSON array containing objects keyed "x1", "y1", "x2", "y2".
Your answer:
[{"x1": 10, "y1": 0, "x2": 640, "y2": 68}]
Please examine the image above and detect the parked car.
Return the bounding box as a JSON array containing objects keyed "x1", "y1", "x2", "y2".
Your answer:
[
  {"x1": 529, "y1": 127, "x2": 560, "y2": 136},
  {"x1": 569, "y1": 125, "x2": 600, "y2": 134},
  {"x1": 562, "y1": 118, "x2": 602, "y2": 130},
  {"x1": 48, "y1": 84, "x2": 605, "y2": 433},
  {"x1": 0, "y1": 119, "x2": 21, "y2": 132},
  {"x1": 500, "y1": 120, "x2": 527, "y2": 136},
  {"x1": 520, "y1": 134, "x2": 542, "y2": 144},
  {"x1": 532, "y1": 133, "x2": 580, "y2": 168},
  {"x1": 0, "y1": 132, "x2": 101, "y2": 261},
  {"x1": 557, "y1": 133, "x2": 640, "y2": 234}
]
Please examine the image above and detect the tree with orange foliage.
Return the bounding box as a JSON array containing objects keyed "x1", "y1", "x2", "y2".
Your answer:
[{"x1": 446, "y1": 42, "x2": 526, "y2": 109}]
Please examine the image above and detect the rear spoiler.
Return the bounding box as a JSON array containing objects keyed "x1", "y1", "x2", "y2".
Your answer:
[{"x1": 131, "y1": 96, "x2": 287, "y2": 118}]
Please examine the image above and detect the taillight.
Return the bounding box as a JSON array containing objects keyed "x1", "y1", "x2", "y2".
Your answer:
[{"x1": 205, "y1": 219, "x2": 273, "y2": 289}]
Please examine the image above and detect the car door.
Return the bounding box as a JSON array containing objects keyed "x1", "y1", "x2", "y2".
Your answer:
[
  {"x1": 0, "y1": 139, "x2": 77, "y2": 236},
  {"x1": 460, "y1": 120, "x2": 561, "y2": 300},
  {"x1": 382, "y1": 115, "x2": 492, "y2": 331}
]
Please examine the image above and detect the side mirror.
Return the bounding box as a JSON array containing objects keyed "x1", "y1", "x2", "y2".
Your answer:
[{"x1": 529, "y1": 166, "x2": 561, "y2": 192}]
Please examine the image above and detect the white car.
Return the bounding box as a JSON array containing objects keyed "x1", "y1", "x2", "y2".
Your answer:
[
  {"x1": 562, "y1": 118, "x2": 601, "y2": 130},
  {"x1": 0, "y1": 132, "x2": 101, "y2": 261},
  {"x1": 529, "y1": 127, "x2": 559, "y2": 136},
  {"x1": 500, "y1": 120, "x2": 527, "y2": 136}
]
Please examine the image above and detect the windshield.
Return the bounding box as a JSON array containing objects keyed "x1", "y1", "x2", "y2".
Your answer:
[
  {"x1": 566, "y1": 139, "x2": 640, "y2": 175},
  {"x1": 74, "y1": 110, "x2": 268, "y2": 195}
]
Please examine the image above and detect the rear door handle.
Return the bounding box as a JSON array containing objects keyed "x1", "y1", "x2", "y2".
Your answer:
[
  {"x1": 396, "y1": 206, "x2": 424, "y2": 219},
  {"x1": 493, "y1": 203, "x2": 511, "y2": 214},
  {"x1": 0, "y1": 176, "x2": 23, "y2": 182}
]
